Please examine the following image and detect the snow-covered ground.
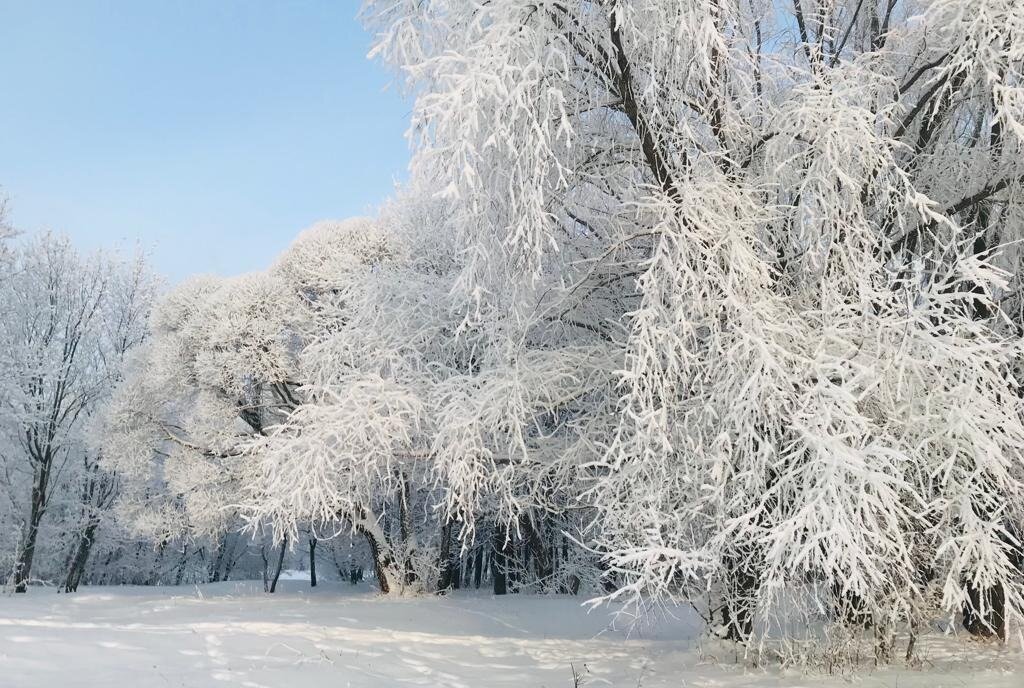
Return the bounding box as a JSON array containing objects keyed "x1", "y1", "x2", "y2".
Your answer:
[{"x1": 0, "y1": 582, "x2": 1020, "y2": 687}]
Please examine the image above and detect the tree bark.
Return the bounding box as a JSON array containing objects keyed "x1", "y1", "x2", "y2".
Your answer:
[
  {"x1": 63, "y1": 520, "x2": 100, "y2": 593},
  {"x1": 362, "y1": 530, "x2": 393, "y2": 594},
  {"x1": 473, "y1": 544, "x2": 484, "y2": 589},
  {"x1": 355, "y1": 515, "x2": 398, "y2": 595},
  {"x1": 522, "y1": 515, "x2": 553, "y2": 587},
  {"x1": 14, "y1": 471, "x2": 50, "y2": 593},
  {"x1": 397, "y1": 475, "x2": 417, "y2": 584},
  {"x1": 437, "y1": 519, "x2": 455, "y2": 591},
  {"x1": 268, "y1": 534, "x2": 288, "y2": 594},
  {"x1": 221, "y1": 538, "x2": 244, "y2": 582},
  {"x1": 451, "y1": 551, "x2": 461, "y2": 591},
  {"x1": 963, "y1": 581, "x2": 1006, "y2": 640},
  {"x1": 174, "y1": 543, "x2": 190, "y2": 586},
  {"x1": 261, "y1": 546, "x2": 270, "y2": 593},
  {"x1": 608, "y1": 3, "x2": 681, "y2": 202},
  {"x1": 308, "y1": 536, "x2": 317, "y2": 588},
  {"x1": 492, "y1": 525, "x2": 512, "y2": 596}
]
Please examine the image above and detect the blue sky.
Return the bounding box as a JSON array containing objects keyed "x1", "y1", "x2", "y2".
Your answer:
[{"x1": 1, "y1": 1, "x2": 410, "y2": 282}]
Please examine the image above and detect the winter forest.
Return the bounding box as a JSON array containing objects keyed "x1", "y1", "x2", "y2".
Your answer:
[{"x1": 2, "y1": 1, "x2": 1024, "y2": 686}]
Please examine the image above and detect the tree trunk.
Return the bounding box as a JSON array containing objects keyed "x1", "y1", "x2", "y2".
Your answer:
[
  {"x1": 174, "y1": 543, "x2": 190, "y2": 586},
  {"x1": 960, "y1": 522, "x2": 1021, "y2": 640},
  {"x1": 451, "y1": 551, "x2": 461, "y2": 591},
  {"x1": 397, "y1": 476, "x2": 417, "y2": 584},
  {"x1": 14, "y1": 478, "x2": 48, "y2": 593},
  {"x1": 437, "y1": 519, "x2": 454, "y2": 591},
  {"x1": 559, "y1": 535, "x2": 582, "y2": 595},
  {"x1": 221, "y1": 538, "x2": 243, "y2": 582},
  {"x1": 60, "y1": 534, "x2": 78, "y2": 588},
  {"x1": 63, "y1": 520, "x2": 100, "y2": 593},
  {"x1": 308, "y1": 537, "x2": 317, "y2": 588},
  {"x1": 473, "y1": 544, "x2": 484, "y2": 589},
  {"x1": 357, "y1": 521, "x2": 397, "y2": 595},
  {"x1": 148, "y1": 539, "x2": 169, "y2": 586},
  {"x1": 462, "y1": 546, "x2": 473, "y2": 588},
  {"x1": 268, "y1": 534, "x2": 288, "y2": 594},
  {"x1": 963, "y1": 582, "x2": 1006, "y2": 640},
  {"x1": 522, "y1": 515, "x2": 553, "y2": 587},
  {"x1": 130, "y1": 541, "x2": 147, "y2": 585},
  {"x1": 492, "y1": 526, "x2": 511, "y2": 596},
  {"x1": 261, "y1": 546, "x2": 270, "y2": 593}
]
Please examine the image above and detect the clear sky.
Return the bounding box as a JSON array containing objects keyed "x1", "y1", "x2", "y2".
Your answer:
[{"x1": 0, "y1": 1, "x2": 410, "y2": 283}]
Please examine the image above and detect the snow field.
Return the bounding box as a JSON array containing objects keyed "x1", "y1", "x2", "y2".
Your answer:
[{"x1": 1, "y1": 582, "x2": 1021, "y2": 687}]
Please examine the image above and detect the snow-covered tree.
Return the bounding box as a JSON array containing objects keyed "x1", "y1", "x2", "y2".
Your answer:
[
  {"x1": 239, "y1": 212, "x2": 440, "y2": 594},
  {"x1": 0, "y1": 234, "x2": 155, "y2": 591},
  {"x1": 238, "y1": 188, "x2": 607, "y2": 595},
  {"x1": 99, "y1": 270, "x2": 302, "y2": 580},
  {"x1": 102, "y1": 218, "x2": 405, "y2": 588},
  {"x1": 364, "y1": 0, "x2": 1024, "y2": 647}
]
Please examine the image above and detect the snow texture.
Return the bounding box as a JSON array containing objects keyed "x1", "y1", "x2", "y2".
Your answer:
[{"x1": 0, "y1": 583, "x2": 1020, "y2": 687}]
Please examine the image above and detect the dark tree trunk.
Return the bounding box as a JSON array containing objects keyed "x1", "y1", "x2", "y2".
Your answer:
[
  {"x1": 451, "y1": 551, "x2": 461, "y2": 590},
  {"x1": 473, "y1": 544, "x2": 484, "y2": 589},
  {"x1": 261, "y1": 546, "x2": 270, "y2": 593},
  {"x1": 492, "y1": 553, "x2": 507, "y2": 595},
  {"x1": 462, "y1": 546, "x2": 473, "y2": 588},
  {"x1": 60, "y1": 534, "x2": 78, "y2": 587},
  {"x1": 130, "y1": 541, "x2": 147, "y2": 585},
  {"x1": 437, "y1": 520, "x2": 455, "y2": 591},
  {"x1": 268, "y1": 535, "x2": 288, "y2": 594},
  {"x1": 63, "y1": 520, "x2": 100, "y2": 593},
  {"x1": 568, "y1": 575, "x2": 581, "y2": 596},
  {"x1": 175, "y1": 543, "x2": 190, "y2": 586},
  {"x1": 148, "y1": 539, "x2": 169, "y2": 586},
  {"x1": 608, "y1": 5, "x2": 682, "y2": 202},
  {"x1": 522, "y1": 515, "x2": 553, "y2": 586},
  {"x1": 309, "y1": 537, "x2": 317, "y2": 588},
  {"x1": 356, "y1": 523, "x2": 395, "y2": 595},
  {"x1": 963, "y1": 582, "x2": 1006, "y2": 640},
  {"x1": 558, "y1": 535, "x2": 582, "y2": 595},
  {"x1": 492, "y1": 526, "x2": 512, "y2": 596},
  {"x1": 221, "y1": 538, "x2": 244, "y2": 582},
  {"x1": 14, "y1": 475, "x2": 49, "y2": 593},
  {"x1": 960, "y1": 518, "x2": 1022, "y2": 641}
]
